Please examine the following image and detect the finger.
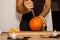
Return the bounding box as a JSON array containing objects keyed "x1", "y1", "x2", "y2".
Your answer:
[
  {"x1": 24, "y1": 0, "x2": 28, "y2": 1},
  {"x1": 43, "y1": 19, "x2": 47, "y2": 27},
  {"x1": 24, "y1": 0, "x2": 32, "y2": 1},
  {"x1": 24, "y1": 0, "x2": 33, "y2": 5},
  {"x1": 43, "y1": 23, "x2": 46, "y2": 27},
  {"x1": 28, "y1": 5, "x2": 34, "y2": 8}
]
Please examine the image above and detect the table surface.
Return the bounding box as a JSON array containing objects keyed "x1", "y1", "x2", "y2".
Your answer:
[{"x1": 0, "y1": 31, "x2": 60, "y2": 40}]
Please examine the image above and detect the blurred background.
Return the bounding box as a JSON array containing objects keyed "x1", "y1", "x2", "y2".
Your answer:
[
  {"x1": 51, "y1": 0, "x2": 60, "y2": 31},
  {"x1": 52, "y1": 0, "x2": 60, "y2": 11}
]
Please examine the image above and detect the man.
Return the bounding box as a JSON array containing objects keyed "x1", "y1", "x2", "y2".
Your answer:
[{"x1": 16, "y1": 0, "x2": 51, "y2": 31}]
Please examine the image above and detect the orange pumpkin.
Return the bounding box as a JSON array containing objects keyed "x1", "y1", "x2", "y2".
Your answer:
[
  {"x1": 15, "y1": 28, "x2": 20, "y2": 33},
  {"x1": 9, "y1": 28, "x2": 15, "y2": 34},
  {"x1": 29, "y1": 17, "x2": 44, "y2": 31}
]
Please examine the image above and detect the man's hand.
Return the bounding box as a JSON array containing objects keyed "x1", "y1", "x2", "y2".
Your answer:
[
  {"x1": 38, "y1": 16, "x2": 47, "y2": 28},
  {"x1": 24, "y1": 0, "x2": 34, "y2": 11}
]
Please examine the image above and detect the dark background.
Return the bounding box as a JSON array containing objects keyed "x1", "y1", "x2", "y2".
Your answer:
[{"x1": 51, "y1": 0, "x2": 60, "y2": 31}]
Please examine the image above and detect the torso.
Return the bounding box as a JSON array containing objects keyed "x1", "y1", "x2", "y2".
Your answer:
[{"x1": 20, "y1": 0, "x2": 45, "y2": 31}]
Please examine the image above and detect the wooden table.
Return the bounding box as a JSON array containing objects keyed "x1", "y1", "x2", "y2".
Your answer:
[{"x1": 0, "y1": 31, "x2": 60, "y2": 40}]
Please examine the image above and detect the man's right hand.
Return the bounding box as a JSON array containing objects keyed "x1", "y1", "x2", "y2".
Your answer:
[{"x1": 24, "y1": 0, "x2": 34, "y2": 11}]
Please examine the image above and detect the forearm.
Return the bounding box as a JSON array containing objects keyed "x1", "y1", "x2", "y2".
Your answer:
[
  {"x1": 16, "y1": 5, "x2": 31, "y2": 14},
  {"x1": 39, "y1": 0, "x2": 51, "y2": 18},
  {"x1": 16, "y1": 0, "x2": 32, "y2": 14},
  {"x1": 40, "y1": 6, "x2": 51, "y2": 18}
]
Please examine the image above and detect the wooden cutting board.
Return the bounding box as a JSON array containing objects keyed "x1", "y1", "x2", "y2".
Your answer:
[{"x1": 15, "y1": 31, "x2": 60, "y2": 38}]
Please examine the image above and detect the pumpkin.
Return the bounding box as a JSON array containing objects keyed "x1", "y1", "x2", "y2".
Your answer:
[
  {"x1": 29, "y1": 17, "x2": 44, "y2": 31},
  {"x1": 8, "y1": 28, "x2": 15, "y2": 34},
  {"x1": 15, "y1": 28, "x2": 20, "y2": 33}
]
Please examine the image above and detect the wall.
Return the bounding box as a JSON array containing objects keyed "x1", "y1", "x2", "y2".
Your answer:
[
  {"x1": 0, "y1": 0, "x2": 53, "y2": 32},
  {"x1": 0, "y1": 0, "x2": 22, "y2": 32}
]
